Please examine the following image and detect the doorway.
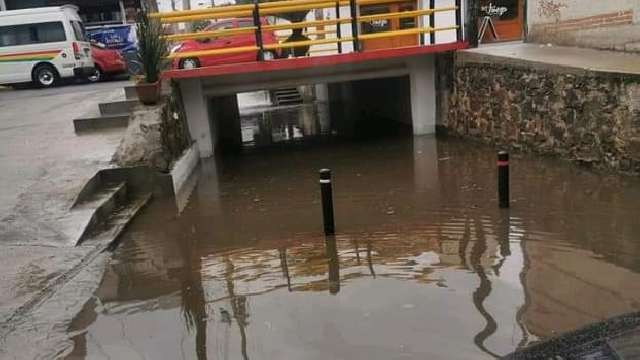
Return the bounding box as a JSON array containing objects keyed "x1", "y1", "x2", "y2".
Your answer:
[{"x1": 478, "y1": 0, "x2": 525, "y2": 43}]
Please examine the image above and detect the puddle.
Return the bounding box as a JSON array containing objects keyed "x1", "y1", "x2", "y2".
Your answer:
[{"x1": 60, "y1": 132, "x2": 640, "y2": 359}]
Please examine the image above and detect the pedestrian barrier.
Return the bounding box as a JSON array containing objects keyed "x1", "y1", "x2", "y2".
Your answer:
[{"x1": 152, "y1": 0, "x2": 462, "y2": 62}]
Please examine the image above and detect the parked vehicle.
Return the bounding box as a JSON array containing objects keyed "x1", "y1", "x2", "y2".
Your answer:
[
  {"x1": 86, "y1": 24, "x2": 141, "y2": 76},
  {"x1": 171, "y1": 17, "x2": 279, "y2": 70},
  {"x1": 0, "y1": 6, "x2": 94, "y2": 88},
  {"x1": 87, "y1": 42, "x2": 127, "y2": 82}
]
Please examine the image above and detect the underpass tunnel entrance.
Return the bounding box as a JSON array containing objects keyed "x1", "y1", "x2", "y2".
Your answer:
[{"x1": 209, "y1": 76, "x2": 420, "y2": 155}]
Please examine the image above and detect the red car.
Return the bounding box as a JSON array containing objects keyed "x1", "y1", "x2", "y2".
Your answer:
[
  {"x1": 88, "y1": 42, "x2": 128, "y2": 82},
  {"x1": 171, "y1": 18, "x2": 279, "y2": 70}
]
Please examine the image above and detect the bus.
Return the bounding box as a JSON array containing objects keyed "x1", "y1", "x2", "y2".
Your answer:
[{"x1": 0, "y1": 6, "x2": 94, "y2": 88}]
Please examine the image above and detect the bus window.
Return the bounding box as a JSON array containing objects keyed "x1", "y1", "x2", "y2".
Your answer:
[
  {"x1": 0, "y1": 22, "x2": 66, "y2": 47},
  {"x1": 71, "y1": 21, "x2": 87, "y2": 41}
]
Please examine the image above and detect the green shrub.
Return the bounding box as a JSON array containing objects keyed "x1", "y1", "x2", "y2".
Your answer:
[{"x1": 136, "y1": 10, "x2": 168, "y2": 84}]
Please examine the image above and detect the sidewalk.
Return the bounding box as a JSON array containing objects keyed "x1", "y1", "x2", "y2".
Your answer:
[
  {"x1": 0, "y1": 82, "x2": 128, "y2": 332},
  {"x1": 461, "y1": 42, "x2": 640, "y2": 75}
]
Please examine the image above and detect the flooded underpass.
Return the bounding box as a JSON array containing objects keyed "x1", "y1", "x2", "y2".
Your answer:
[{"x1": 62, "y1": 97, "x2": 640, "y2": 359}]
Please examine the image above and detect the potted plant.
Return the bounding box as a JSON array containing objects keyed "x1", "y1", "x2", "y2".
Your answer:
[{"x1": 135, "y1": 10, "x2": 167, "y2": 105}]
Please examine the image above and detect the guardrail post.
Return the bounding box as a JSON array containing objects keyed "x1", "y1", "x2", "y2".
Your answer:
[
  {"x1": 455, "y1": 0, "x2": 462, "y2": 42},
  {"x1": 335, "y1": 1, "x2": 343, "y2": 53},
  {"x1": 429, "y1": 0, "x2": 435, "y2": 44},
  {"x1": 349, "y1": 0, "x2": 360, "y2": 52},
  {"x1": 253, "y1": 0, "x2": 265, "y2": 61}
]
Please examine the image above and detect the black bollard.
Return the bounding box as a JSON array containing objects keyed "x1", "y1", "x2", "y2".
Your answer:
[
  {"x1": 498, "y1": 151, "x2": 509, "y2": 208},
  {"x1": 319, "y1": 169, "x2": 335, "y2": 235}
]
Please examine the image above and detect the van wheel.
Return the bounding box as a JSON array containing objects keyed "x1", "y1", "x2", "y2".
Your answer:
[
  {"x1": 87, "y1": 67, "x2": 102, "y2": 83},
  {"x1": 180, "y1": 58, "x2": 200, "y2": 70},
  {"x1": 33, "y1": 64, "x2": 58, "y2": 88}
]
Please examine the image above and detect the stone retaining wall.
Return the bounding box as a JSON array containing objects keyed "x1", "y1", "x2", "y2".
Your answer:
[{"x1": 447, "y1": 57, "x2": 640, "y2": 173}]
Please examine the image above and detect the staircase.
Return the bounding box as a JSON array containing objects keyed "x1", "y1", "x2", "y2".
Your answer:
[
  {"x1": 73, "y1": 87, "x2": 140, "y2": 133},
  {"x1": 65, "y1": 172, "x2": 151, "y2": 247},
  {"x1": 273, "y1": 87, "x2": 304, "y2": 106}
]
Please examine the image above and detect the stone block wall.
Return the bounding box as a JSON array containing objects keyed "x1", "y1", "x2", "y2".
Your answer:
[{"x1": 447, "y1": 59, "x2": 640, "y2": 173}]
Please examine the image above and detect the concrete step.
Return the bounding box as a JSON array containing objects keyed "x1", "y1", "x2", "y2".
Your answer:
[
  {"x1": 276, "y1": 89, "x2": 299, "y2": 95},
  {"x1": 78, "y1": 192, "x2": 152, "y2": 249},
  {"x1": 277, "y1": 97, "x2": 303, "y2": 103},
  {"x1": 277, "y1": 93, "x2": 302, "y2": 99},
  {"x1": 99, "y1": 99, "x2": 139, "y2": 116},
  {"x1": 124, "y1": 85, "x2": 138, "y2": 100},
  {"x1": 73, "y1": 113, "x2": 129, "y2": 133},
  {"x1": 277, "y1": 99, "x2": 303, "y2": 106},
  {"x1": 72, "y1": 182, "x2": 128, "y2": 246},
  {"x1": 274, "y1": 87, "x2": 303, "y2": 105}
]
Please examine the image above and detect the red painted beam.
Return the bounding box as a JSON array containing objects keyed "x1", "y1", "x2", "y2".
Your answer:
[{"x1": 163, "y1": 41, "x2": 468, "y2": 80}]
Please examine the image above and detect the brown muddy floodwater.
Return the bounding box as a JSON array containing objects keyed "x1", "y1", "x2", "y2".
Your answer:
[{"x1": 62, "y1": 104, "x2": 640, "y2": 359}]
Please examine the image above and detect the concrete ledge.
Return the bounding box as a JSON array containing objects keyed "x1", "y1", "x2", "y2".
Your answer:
[
  {"x1": 460, "y1": 43, "x2": 640, "y2": 78},
  {"x1": 171, "y1": 144, "x2": 200, "y2": 212},
  {"x1": 99, "y1": 100, "x2": 139, "y2": 116},
  {"x1": 171, "y1": 143, "x2": 200, "y2": 197},
  {"x1": 73, "y1": 114, "x2": 129, "y2": 133}
]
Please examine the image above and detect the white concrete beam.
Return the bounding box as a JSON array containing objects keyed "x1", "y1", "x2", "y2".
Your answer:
[
  {"x1": 202, "y1": 67, "x2": 409, "y2": 97},
  {"x1": 408, "y1": 56, "x2": 436, "y2": 135},
  {"x1": 179, "y1": 78, "x2": 214, "y2": 158}
]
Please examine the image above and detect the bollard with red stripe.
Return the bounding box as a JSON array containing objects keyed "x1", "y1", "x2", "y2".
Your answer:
[{"x1": 498, "y1": 151, "x2": 510, "y2": 208}]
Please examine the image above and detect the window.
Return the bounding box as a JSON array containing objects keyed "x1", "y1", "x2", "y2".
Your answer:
[
  {"x1": 71, "y1": 21, "x2": 87, "y2": 42},
  {"x1": 480, "y1": 0, "x2": 519, "y2": 21},
  {"x1": 0, "y1": 22, "x2": 66, "y2": 47},
  {"x1": 398, "y1": 3, "x2": 417, "y2": 30},
  {"x1": 361, "y1": 5, "x2": 391, "y2": 34}
]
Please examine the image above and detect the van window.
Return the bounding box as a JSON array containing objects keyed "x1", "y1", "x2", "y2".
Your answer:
[
  {"x1": 71, "y1": 21, "x2": 87, "y2": 42},
  {"x1": 0, "y1": 22, "x2": 66, "y2": 47}
]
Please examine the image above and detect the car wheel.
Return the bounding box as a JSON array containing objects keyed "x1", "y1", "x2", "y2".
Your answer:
[
  {"x1": 87, "y1": 67, "x2": 102, "y2": 83},
  {"x1": 180, "y1": 58, "x2": 200, "y2": 70},
  {"x1": 263, "y1": 51, "x2": 275, "y2": 61},
  {"x1": 33, "y1": 64, "x2": 58, "y2": 88}
]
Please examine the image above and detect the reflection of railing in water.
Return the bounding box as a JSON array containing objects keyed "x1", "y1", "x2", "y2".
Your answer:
[
  {"x1": 152, "y1": 0, "x2": 463, "y2": 62},
  {"x1": 470, "y1": 217, "x2": 500, "y2": 359}
]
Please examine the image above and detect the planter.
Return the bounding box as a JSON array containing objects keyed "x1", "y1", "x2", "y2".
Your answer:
[{"x1": 135, "y1": 81, "x2": 161, "y2": 105}]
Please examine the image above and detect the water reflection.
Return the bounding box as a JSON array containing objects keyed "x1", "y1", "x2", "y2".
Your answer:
[
  {"x1": 325, "y1": 236, "x2": 341, "y2": 295},
  {"x1": 470, "y1": 218, "x2": 499, "y2": 359},
  {"x1": 241, "y1": 103, "x2": 331, "y2": 148},
  {"x1": 63, "y1": 137, "x2": 640, "y2": 359}
]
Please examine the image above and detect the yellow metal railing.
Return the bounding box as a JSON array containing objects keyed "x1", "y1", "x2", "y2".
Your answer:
[{"x1": 160, "y1": 0, "x2": 463, "y2": 62}]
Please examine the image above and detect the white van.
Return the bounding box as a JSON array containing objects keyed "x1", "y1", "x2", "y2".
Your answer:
[{"x1": 0, "y1": 6, "x2": 94, "y2": 87}]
